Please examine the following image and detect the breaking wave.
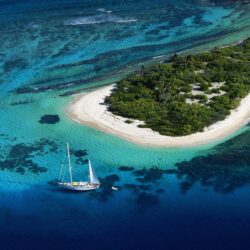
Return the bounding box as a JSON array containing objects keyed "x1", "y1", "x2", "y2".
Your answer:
[
  {"x1": 97, "y1": 8, "x2": 112, "y2": 14},
  {"x1": 64, "y1": 13, "x2": 137, "y2": 26}
]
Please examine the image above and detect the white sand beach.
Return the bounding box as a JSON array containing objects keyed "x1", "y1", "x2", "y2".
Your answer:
[{"x1": 67, "y1": 85, "x2": 250, "y2": 147}]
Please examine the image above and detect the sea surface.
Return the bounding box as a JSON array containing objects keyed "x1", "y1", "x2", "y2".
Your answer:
[{"x1": 1, "y1": 0, "x2": 250, "y2": 249}]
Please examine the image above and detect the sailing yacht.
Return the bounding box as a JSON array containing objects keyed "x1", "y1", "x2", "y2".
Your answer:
[{"x1": 58, "y1": 143, "x2": 100, "y2": 191}]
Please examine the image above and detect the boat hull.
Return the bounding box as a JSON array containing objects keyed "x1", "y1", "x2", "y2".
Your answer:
[{"x1": 58, "y1": 182, "x2": 100, "y2": 191}]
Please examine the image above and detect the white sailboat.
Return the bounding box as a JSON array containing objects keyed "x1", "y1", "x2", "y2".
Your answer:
[{"x1": 58, "y1": 143, "x2": 100, "y2": 191}]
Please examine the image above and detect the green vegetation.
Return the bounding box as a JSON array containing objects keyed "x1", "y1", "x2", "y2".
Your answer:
[{"x1": 105, "y1": 39, "x2": 250, "y2": 136}]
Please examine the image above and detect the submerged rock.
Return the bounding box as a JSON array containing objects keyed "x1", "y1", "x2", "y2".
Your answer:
[
  {"x1": 119, "y1": 166, "x2": 135, "y2": 171},
  {"x1": 39, "y1": 115, "x2": 60, "y2": 124}
]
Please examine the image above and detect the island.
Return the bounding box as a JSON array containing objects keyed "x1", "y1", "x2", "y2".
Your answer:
[{"x1": 67, "y1": 38, "x2": 250, "y2": 147}]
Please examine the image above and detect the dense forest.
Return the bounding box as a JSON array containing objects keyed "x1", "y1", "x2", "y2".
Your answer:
[{"x1": 105, "y1": 39, "x2": 250, "y2": 136}]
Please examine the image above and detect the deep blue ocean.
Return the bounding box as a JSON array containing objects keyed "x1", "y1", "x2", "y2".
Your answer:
[{"x1": 1, "y1": 0, "x2": 250, "y2": 249}]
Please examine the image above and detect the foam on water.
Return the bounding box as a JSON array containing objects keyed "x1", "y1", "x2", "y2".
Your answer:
[
  {"x1": 97, "y1": 7, "x2": 113, "y2": 13},
  {"x1": 64, "y1": 13, "x2": 137, "y2": 26}
]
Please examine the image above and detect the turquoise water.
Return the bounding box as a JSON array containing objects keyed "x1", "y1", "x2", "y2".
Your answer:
[{"x1": 1, "y1": 0, "x2": 250, "y2": 249}]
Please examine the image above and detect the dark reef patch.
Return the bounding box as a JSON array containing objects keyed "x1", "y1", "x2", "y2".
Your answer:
[
  {"x1": 133, "y1": 169, "x2": 146, "y2": 177},
  {"x1": 0, "y1": 138, "x2": 58, "y2": 174},
  {"x1": 119, "y1": 166, "x2": 135, "y2": 171},
  {"x1": 71, "y1": 149, "x2": 88, "y2": 165},
  {"x1": 175, "y1": 130, "x2": 250, "y2": 193},
  {"x1": 3, "y1": 58, "x2": 28, "y2": 72},
  {"x1": 132, "y1": 167, "x2": 177, "y2": 183},
  {"x1": 10, "y1": 100, "x2": 33, "y2": 106},
  {"x1": 73, "y1": 149, "x2": 87, "y2": 158},
  {"x1": 89, "y1": 174, "x2": 120, "y2": 202},
  {"x1": 15, "y1": 74, "x2": 107, "y2": 95},
  {"x1": 134, "y1": 167, "x2": 165, "y2": 183},
  {"x1": 39, "y1": 115, "x2": 60, "y2": 124}
]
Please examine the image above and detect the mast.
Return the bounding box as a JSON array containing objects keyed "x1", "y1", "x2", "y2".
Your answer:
[{"x1": 67, "y1": 143, "x2": 73, "y2": 183}]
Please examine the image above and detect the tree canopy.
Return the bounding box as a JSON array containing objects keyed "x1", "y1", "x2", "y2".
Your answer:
[{"x1": 105, "y1": 39, "x2": 250, "y2": 136}]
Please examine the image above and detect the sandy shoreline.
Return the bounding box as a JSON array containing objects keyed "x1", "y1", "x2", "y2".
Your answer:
[{"x1": 67, "y1": 85, "x2": 250, "y2": 147}]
